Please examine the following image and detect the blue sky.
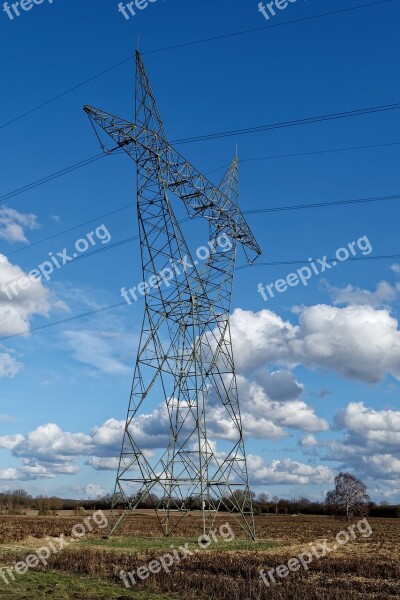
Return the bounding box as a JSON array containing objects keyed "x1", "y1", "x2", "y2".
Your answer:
[{"x1": 0, "y1": 0, "x2": 399, "y2": 502}]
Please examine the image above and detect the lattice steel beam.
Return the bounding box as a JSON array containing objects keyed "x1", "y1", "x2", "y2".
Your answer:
[{"x1": 84, "y1": 51, "x2": 261, "y2": 540}]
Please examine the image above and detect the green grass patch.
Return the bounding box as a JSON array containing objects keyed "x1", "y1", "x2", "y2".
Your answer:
[{"x1": 0, "y1": 570, "x2": 176, "y2": 600}]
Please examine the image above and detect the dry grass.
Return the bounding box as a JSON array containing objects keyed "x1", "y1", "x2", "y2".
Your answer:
[{"x1": 0, "y1": 514, "x2": 399, "y2": 599}]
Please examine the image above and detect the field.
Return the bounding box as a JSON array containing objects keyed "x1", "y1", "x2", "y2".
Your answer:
[{"x1": 0, "y1": 512, "x2": 399, "y2": 599}]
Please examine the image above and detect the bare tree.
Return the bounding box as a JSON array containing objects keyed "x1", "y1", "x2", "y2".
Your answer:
[
  {"x1": 326, "y1": 472, "x2": 370, "y2": 520},
  {"x1": 272, "y1": 496, "x2": 279, "y2": 515}
]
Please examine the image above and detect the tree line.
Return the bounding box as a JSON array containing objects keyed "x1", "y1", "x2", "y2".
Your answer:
[{"x1": 1, "y1": 473, "x2": 398, "y2": 518}]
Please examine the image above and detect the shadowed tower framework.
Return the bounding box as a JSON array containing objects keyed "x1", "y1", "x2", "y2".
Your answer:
[{"x1": 84, "y1": 52, "x2": 262, "y2": 540}]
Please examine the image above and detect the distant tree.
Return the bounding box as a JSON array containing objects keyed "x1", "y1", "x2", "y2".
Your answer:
[
  {"x1": 35, "y1": 495, "x2": 52, "y2": 515},
  {"x1": 224, "y1": 490, "x2": 256, "y2": 512},
  {"x1": 369, "y1": 503, "x2": 400, "y2": 518},
  {"x1": 272, "y1": 496, "x2": 279, "y2": 515},
  {"x1": 278, "y1": 498, "x2": 290, "y2": 515},
  {"x1": 257, "y1": 492, "x2": 269, "y2": 504},
  {"x1": 326, "y1": 472, "x2": 370, "y2": 520},
  {"x1": 255, "y1": 492, "x2": 269, "y2": 513},
  {"x1": 294, "y1": 496, "x2": 311, "y2": 514}
]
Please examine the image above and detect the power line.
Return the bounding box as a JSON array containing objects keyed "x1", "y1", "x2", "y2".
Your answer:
[
  {"x1": 242, "y1": 192, "x2": 400, "y2": 215},
  {"x1": 3, "y1": 130, "x2": 399, "y2": 209},
  {"x1": 0, "y1": 160, "x2": 225, "y2": 258},
  {"x1": 0, "y1": 236, "x2": 138, "y2": 288},
  {"x1": 0, "y1": 301, "x2": 129, "y2": 342},
  {"x1": 240, "y1": 141, "x2": 400, "y2": 163},
  {"x1": 237, "y1": 253, "x2": 400, "y2": 270},
  {"x1": 1, "y1": 218, "x2": 193, "y2": 287},
  {"x1": 2, "y1": 250, "x2": 400, "y2": 342},
  {"x1": 0, "y1": 57, "x2": 134, "y2": 131},
  {"x1": 3, "y1": 191, "x2": 400, "y2": 286},
  {"x1": 1, "y1": 108, "x2": 399, "y2": 212},
  {"x1": 4, "y1": 203, "x2": 134, "y2": 259},
  {"x1": 145, "y1": 0, "x2": 394, "y2": 55},
  {"x1": 0, "y1": 0, "x2": 393, "y2": 132},
  {"x1": 0, "y1": 150, "x2": 122, "y2": 207},
  {"x1": 172, "y1": 102, "x2": 400, "y2": 145}
]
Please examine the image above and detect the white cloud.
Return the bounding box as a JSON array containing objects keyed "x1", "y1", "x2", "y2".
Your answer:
[
  {"x1": 85, "y1": 483, "x2": 106, "y2": 498},
  {"x1": 327, "y1": 402, "x2": 400, "y2": 485},
  {"x1": 325, "y1": 280, "x2": 399, "y2": 308},
  {"x1": 247, "y1": 455, "x2": 333, "y2": 486},
  {"x1": 0, "y1": 468, "x2": 21, "y2": 481},
  {"x1": 0, "y1": 424, "x2": 91, "y2": 479},
  {"x1": 0, "y1": 255, "x2": 53, "y2": 337},
  {"x1": 366, "y1": 454, "x2": 400, "y2": 477},
  {"x1": 0, "y1": 206, "x2": 38, "y2": 243},
  {"x1": 91, "y1": 413, "x2": 169, "y2": 452},
  {"x1": 299, "y1": 434, "x2": 318, "y2": 447},
  {"x1": 235, "y1": 376, "x2": 329, "y2": 435},
  {"x1": 0, "y1": 463, "x2": 75, "y2": 481},
  {"x1": 0, "y1": 414, "x2": 166, "y2": 480},
  {"x1": 230, "y1": 308, "x2": 297, "y2": 373},
  {"x1": 230, "y1": 306, "x2": 400, "y2": 383},
  {"x1": 64, "y1": 330, "x2": 132, "y2": 375},
  {"x1": 390, "y1": 264, "x2": 400, "y2": 275},
  {"x1": 253, "y1": 369, "x2": 303, "y2": 401},
  {"x1": 86, "y1": 457, "x2": 120, "y2": 471},
  {"x1": 0, "y1": 414, "x2": 15, "y2": 422},
  {"x1": 0, "y1": 433, "x2": 24, "y2": 449},
  {"x1": 0, "y1": 351, "x2": 21, "y2": 378},
  {"x1": 336, "y1": 401, "x2": 400, "y2": 436}
]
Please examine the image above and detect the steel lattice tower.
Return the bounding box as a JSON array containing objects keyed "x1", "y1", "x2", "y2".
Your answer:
[{"x1": 84, "y1": 52, "x2": 262, "y2": 539}]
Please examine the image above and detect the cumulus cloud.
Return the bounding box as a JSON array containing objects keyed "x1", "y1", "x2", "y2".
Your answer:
[
  {"x1": 299, "y1": 434, "x2": 318, "y2": 447},
  {"x1": 252, "y1": 369, "x2": 303, "y2": 401},
  {"x1": 334, "y1": 402, "x2": 400, "y2": 451},
  {"x1": 325, "y1": 280, "x2": 399, "y2": 308},
  {"x1": 230, "y1": 306, "x2": 400, "y2": 383},
  {"x1": 247, "y1": 455, "x2": 333, "y2": 486},
  {"x1": 1, "y1": 423, "x2": 92, "y2": 462},
  {"x1": 85, "y1": 483, "x2": 106, "y2": 498},
  {"x1": 0, "y1": 390, "x2": 328, "y2": 483},
  {"x1": 92, "y1": 411, "x2": 170, "y2": 452},
  {"x1": 86, "y1": 457, "x2": 120, "y2": 471},
  {"x1": 0, "y1": 468, "x2": 22, "y2": 481},
  {"x1": 0, "y1": 255, "x2": 53, "y2": 337},
  {"x1": 0, "y1": 413, "x2": 167, "y2": 480},
  {"x1": 235, "y1": 376, "x2": 329, "y2": 435},
  {"x1": 0, "y1": 433, "x2": 24, "y2": 449},
  {"x1": 230, "y1": 308, "x2": 296, "y2": 373},
  {"x1": 0, "y1": 424, "x2": 91, "y2": 479},
  {"x1": 0, "y1": 351, "x2": 21, "y2": 378},
  {"x1": 328, "y1": 402, "x2": 400, "y2": 484},
  {"x1": 0, "y1": 463, "x2": 77, "y2": 481},
  {"x1": 0, "y1": 206, "x2": 38, "y2": 243}
]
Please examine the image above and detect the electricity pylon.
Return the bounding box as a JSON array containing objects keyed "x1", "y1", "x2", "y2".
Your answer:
[{"x1": 84, "y1": 51, "x2": 262, "y2": 540}]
